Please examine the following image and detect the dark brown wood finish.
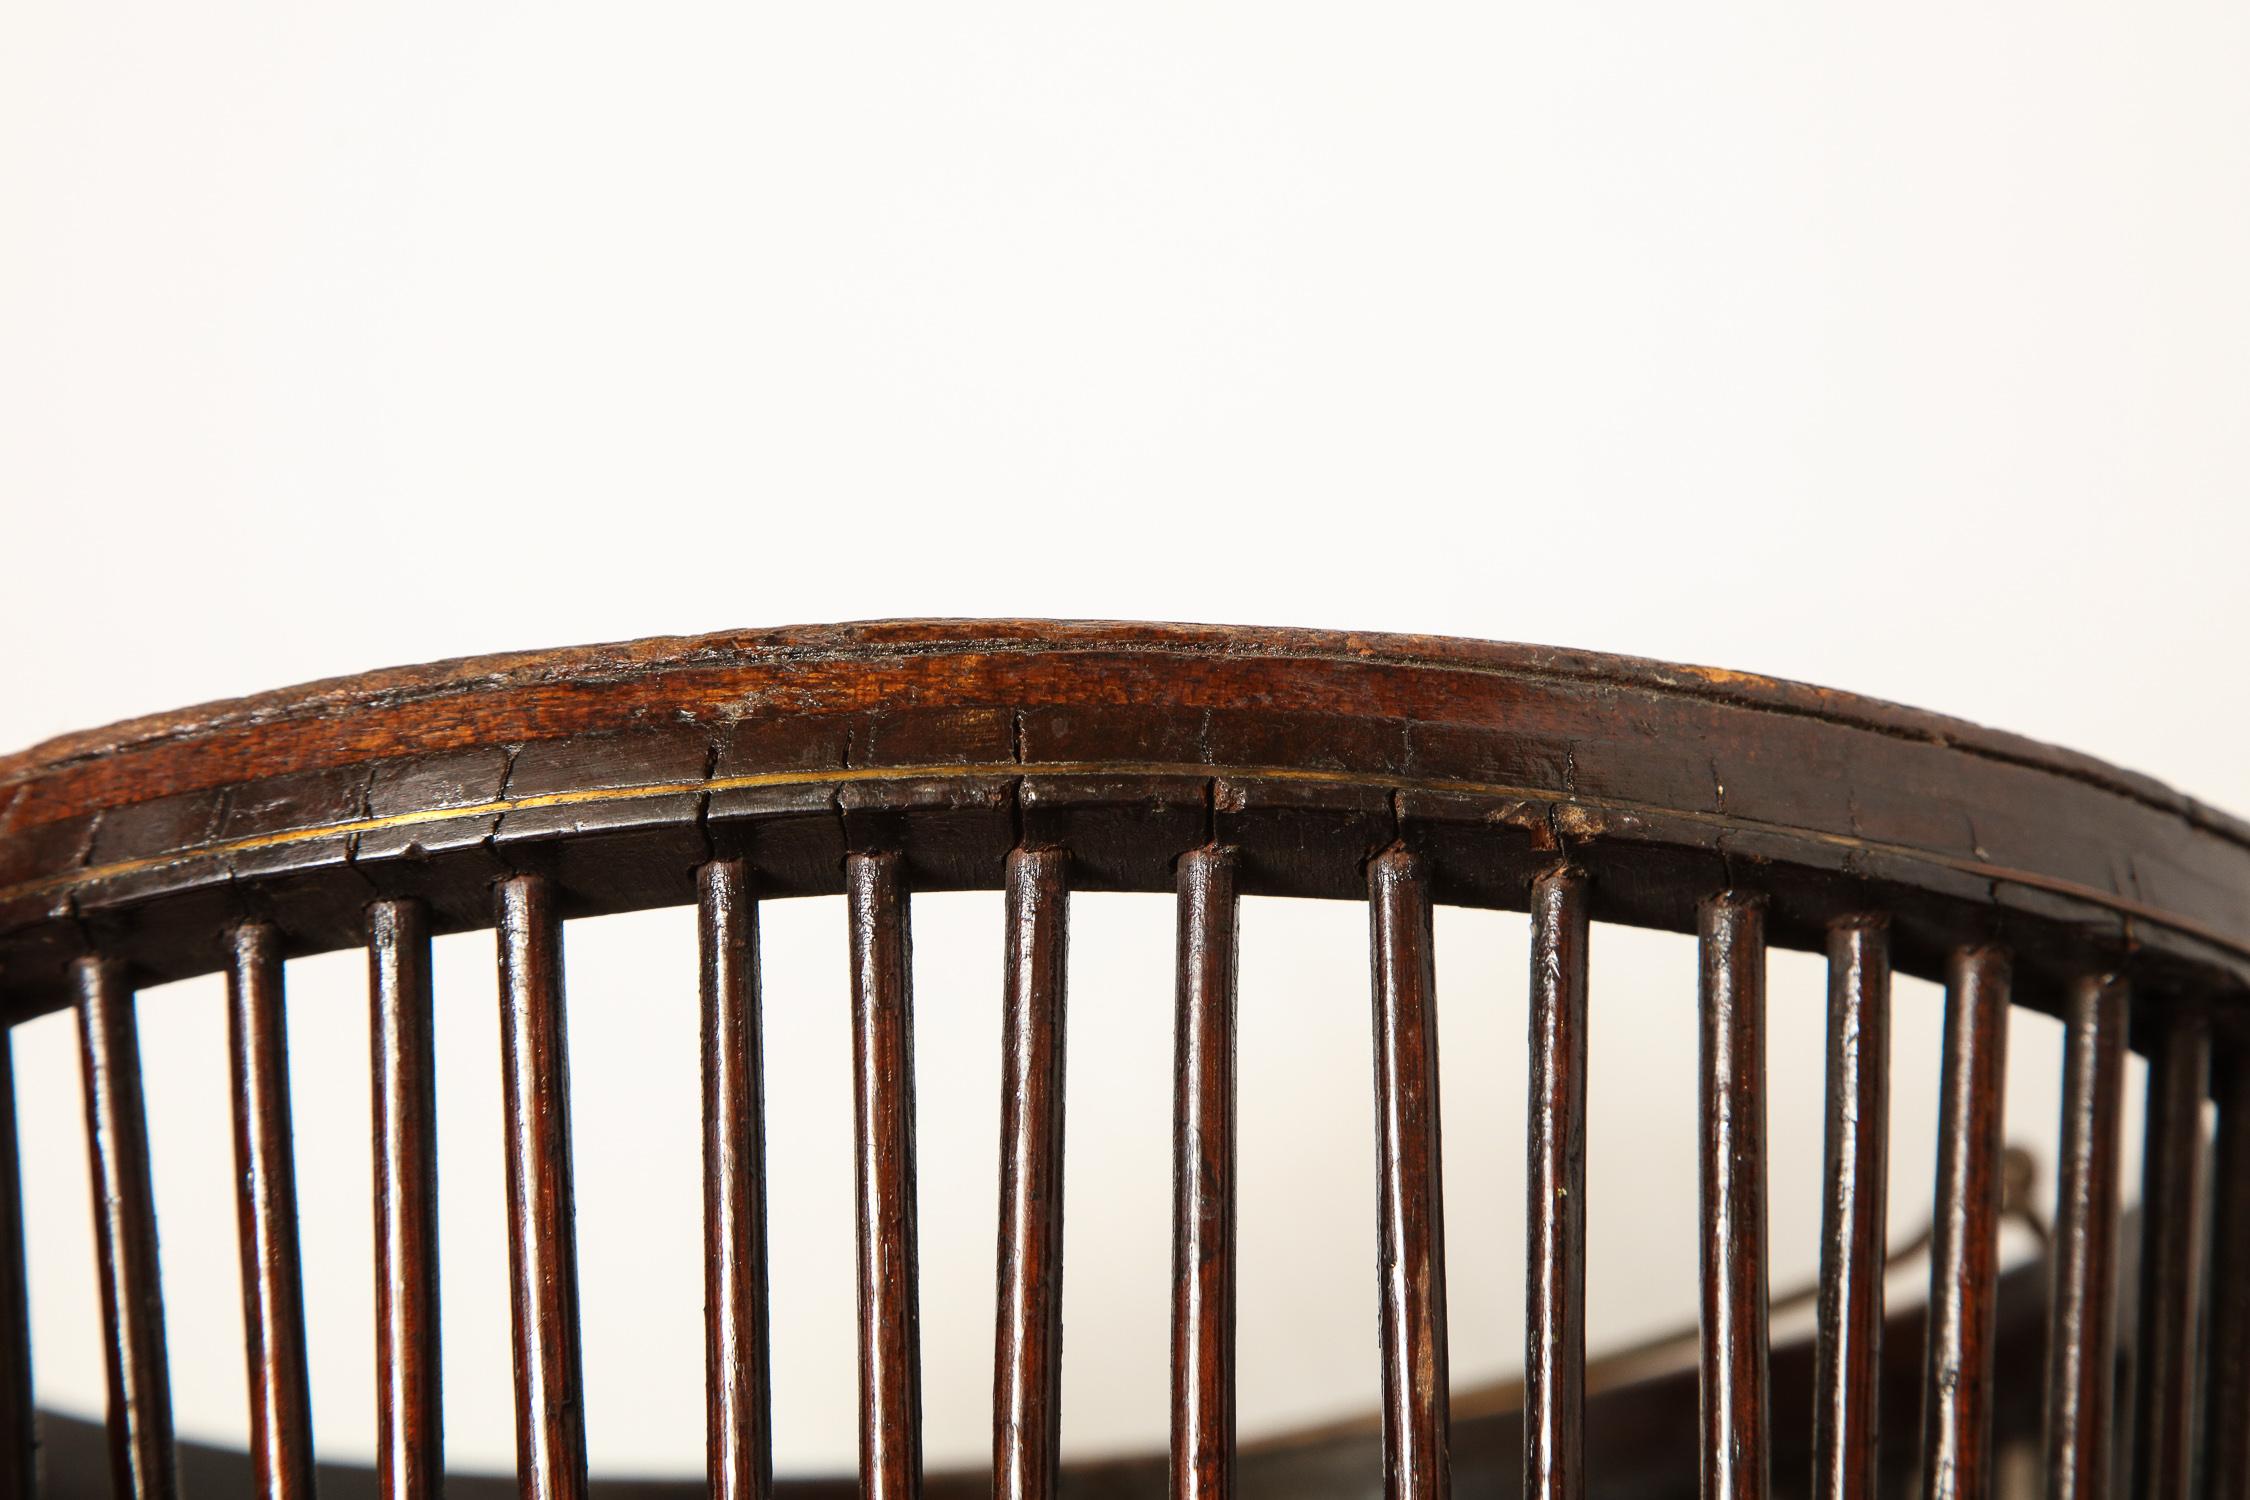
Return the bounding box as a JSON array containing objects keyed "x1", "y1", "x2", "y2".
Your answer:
[
  {"x1": 1919, "y1": 946, "x2": 2012, "y2": 1500},
  {"x1": 226, "y1": 922, "x2": 319, "y2": 1500},
  {"x1": 1812, "y1": 918, "x2": 1889, "y2": 1500},
  {"x1": 369, "y1": 898, "x2": 443, "y2": 1500},
  {"x1": 700, "y1": 860, "x2": 772, "y2": 1500},
  {"x1": 75, "y1": 957, "x2": 179, "y2": 1500},
  {"x1": 2040, "y1": 973, "x2": 2127, "y2": 1500},
  {"x1": 1171, "y1": 846, "x2": 1239, "y2": 1500},
  {"x1": 1697, "y1": 895, "x2": 1770, "y2": 1500},
  {"x1": 496, "y1": 874, "x2": 591, "y2": 1500},
  {"x1": 2207, "y1": 1046, "x2": 2250, "y2": 1500},
  {"x1": 2131, "y1": 1011, "x2": 2210, "y2": 1500},
  {"x1": 1525, "y1": 867, "x2": 1588, "y2": 1500},
  {"x1": 5, "y1": 623, "x2": 2247, "y2": 1014},
  {"x1": 0, "y1": 1032, "x2": 33, "y2": 1500},
  {"x1": 22, "y1": 1242, "x2": 2065, "y2": 1500},
  {"x1": 1368, "y1": 847, "x2": 1451, "y2": 1500},
  {"x1": 847, "y1": 852, "x2": 923, "y2": 1500},
  {"x1": 0, "y1": 620, "x2": 2241, "y2": 1500},
  {"x1": 992, "y1": 848, "x2": 1070, "y2": 1500}
]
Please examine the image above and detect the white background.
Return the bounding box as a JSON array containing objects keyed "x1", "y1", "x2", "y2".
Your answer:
[{"x1": 2, "y1": 3, "x2": 2245, "y2": 1479}]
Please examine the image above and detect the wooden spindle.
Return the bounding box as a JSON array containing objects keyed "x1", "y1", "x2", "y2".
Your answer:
[
  {"x1": 0, "y1": 1031, "x2": 33, "y2": 1500},
  {"x1": 1368, "y1": 847, "x2": 1450, "y2": 1500},
  {"x1": 1813, "y1": 917, "x2": 1889, "y2": 1500},
  {"x1": 848, "y1": 852, "x2": 923, "y2": 1500},
  {"x1": 227, "y1": 922, "x2": 317, "y2": 1500},
  {"x1": 1919, "y1": 945, "x2": 2012, "y2": 1500},
  {"x1": 2131, "y1": 1011, "x2": 2210, "y2": 1500},
  {"x1": 2041, "y1": 973, "x2": 2128, "y2": 1500},
  {"x1": 1170, "y1": 845, "x2": 1242, "y2": 1500},
  {"x1": 370, "y1": 898, "x2": 442, "y2": 1500},
  {"x1": 701, "y1": 860, "x2": 773, "y2": 1500},
  {"x1": 1524, "y1": 868, "x2": 1588, "y2": 1500},
  {"x1": 993, "y1": 848, "x2": 1071, "y2": 1500},
  {"x1": 2206, "y1": 1047, "x2": 2250, "y2": 1500},
  {"x1": 76, "y1": 956, "x2": 179, "y2": 1500},
  {"x1": 1171, "y1": 846, "x2": 1239, "y2": 1500},
  {"x1": 496, "y1": 874, "x2": 590, "y2": 1500},
  {"x1": 1699, "y1": 894, "x2": 1770, "y2": 1500}
]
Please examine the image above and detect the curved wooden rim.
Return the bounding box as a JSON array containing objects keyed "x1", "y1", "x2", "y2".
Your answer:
[
  {"x1": 5, "y1": 619, "x2": 2242, "y2": 842},
  {"x1": 2, "y1": 619, "x2": 2245, "y2": 1012}
]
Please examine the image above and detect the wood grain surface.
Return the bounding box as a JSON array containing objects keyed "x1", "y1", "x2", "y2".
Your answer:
[
  {"x1": 0, "y1": 621, "x2": 2241, "y2": 1012},
  {"x1": 0, "y1": 621, "x2": 2237, "y2": 1500}
]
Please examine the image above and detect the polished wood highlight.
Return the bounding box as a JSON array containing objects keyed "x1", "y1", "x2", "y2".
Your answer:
[
  {"x1": 848, "y1": 851, "x2": 923, "y2": 1500},
  {"x1": 1525, "y1": 867, "x2": 1588, "y2": 1500},
  {"x1": 1698, "y1": 895, "x2": 1770, "y2": 1500},
  {"x1": 227, "y1": 922, "x2": 318, "y2": 1500},
  {"x1": 993, "y1": 848, "x2": 1070, "y2": 1500},
  {"x1": 1171, "y1": 846, "x2": 1240, "y2": 1500},
  {"x1": 2131, "y1": 1012, "x2": 2210, "y2": 1500},
  {"x1": 701, "y1": 860, "x2": 773, "y2": 1500},
  {"x1": 497, "y1": 874, "x2": 591, "y2": 1500},
  {"x1": 1368, "y1": 847, "x2": 1451, "y2": 1500},
  {"x1": 1919, "y1": 946, "x2": 2012, "y2": 1500},
  {"x1": 1812, "y1": 918, "x2": 1889, "y2": 1500},
  {"x1": 369, "y1": 898, "x2": 442, "y2": 1500},
  {"x1": 2041, "y1": 974, "x2": 2128, "y2": 1500},
  {"x1": 75, "y1": 956, "x2": 179, "y2": 1500},
  {"x1": 0, "y1": 1033, "x2": 33, "y2": 1500}
]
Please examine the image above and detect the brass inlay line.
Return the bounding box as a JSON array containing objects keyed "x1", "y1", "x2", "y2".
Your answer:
[{"x1": 2, "y1": 760, "x2": 2240, "y2": 961}]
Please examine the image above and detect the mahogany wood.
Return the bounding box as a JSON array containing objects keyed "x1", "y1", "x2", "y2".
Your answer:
[
  {"x1": 3, "y1": 623, "x2": 2245, "y2": 1011},
  {"x1": 2131, "y1": 1013, "x2": 2210, "y2": 1500},
  {"x1": 700, "y1": 860, "x2": 774, "y2": 1500},
  {"x1": 1524, "y1": 868, "x2": 1588, "y2": 1500},
  {"x1": 1171, "y1": 847, "x2": 1240, "y2": 1500},
  {"x1": 847, "y1": 852, "x2": 923, "y2": 1500},
  {"x1": 992, "y1": 847, "x2": 1070, "y2": 1500},
  {"x1": 497, "y1": 874, "x2": 591, "y2": 1500},
  {"x1": 22, "y1": 1246, "x2": 2059, "y2": 1500},
  {"x1": 1698, "y1": 895, "x2": 1770, "y2": 1500},
  {"x1": 75, "y1": 957, "x2": 178, "y2": 1500},
  {"x1": 1812, "y1": 918, "x2": 1888, "y2": 1500},
  {"x1": 2040, "y1": 973, "x2": 2127, "y2": 1500},
  {"x1": 1919, "y1": 947, "x2": 2012, "y2": 1500},
  {"x1": 2207, "y1": 1047, "x2": 2250, "y2": 1500},
  {"x1": 369, "y1": 898, "x2": 443, "y2": 1500},
  {"x1": 0, "y1": 622, "x2": 2238, "y2": 1500},
  {"x1": 0, "y1": 1034, "x2": 31, "y2": 1500},
  {"x1": 227, "y1": 921, "x2": 318, "y2": 1500},
  {"x1": 1368, "y1": 847, "x2": 1451, "y2": 1500}
]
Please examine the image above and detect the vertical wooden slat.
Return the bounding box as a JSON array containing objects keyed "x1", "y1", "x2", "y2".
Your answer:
[
  {"x1": 2131, "y1": 1011, "x2": 2210, "y2": 1500},
  {"x1": 1367, "y1": 847, "x2": 1450, "y2": 1500},
  {"x1": 75, "y1": 956, "x2": 179, "y2": 1500},
  {"x1": 993, "y1": 848, "x2": 1070, "y2": 1500},
  {"x1": 0, "y1": 1030, "x2": 35, "y2": 1500},
  {"x1": 2205, "y1": 1046, "x2": 2250, "y2": 1500},
  {"x1": 2041, "y1": 973, "x2": 2128, "y2": 1500},
  {"x1": 1524, "y1": 868, "x2": 1588, "y2": 1500},
  {"x1": 701, "y1": 860, "x2": 772, "y2": 1500},
  {"x1": 1698, "y1": 894, "x2": 1770, "y2": 1500},
  {"x1": 1919, "y1": 945, "x2": 2012, "y2": 1500},
  {"x1": 226, "y1": 922, "x2": 318, "y2": 1500},
  {"x1": 1171, "y1": 846, "x2": 1239, "y2": 1500},
  {"x1": 369, "y1": 899, "x2": 442, "y2": 1500},
  {"x1": 847, "y1": 851, "x2": 922, "y2": 1500},
  {"x1": 1812, "y1": 917, "x2": 1889, "y2": 1500},
  {"x1": 496, "y1": 874, "x2": 590, "y2": 1500}
]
